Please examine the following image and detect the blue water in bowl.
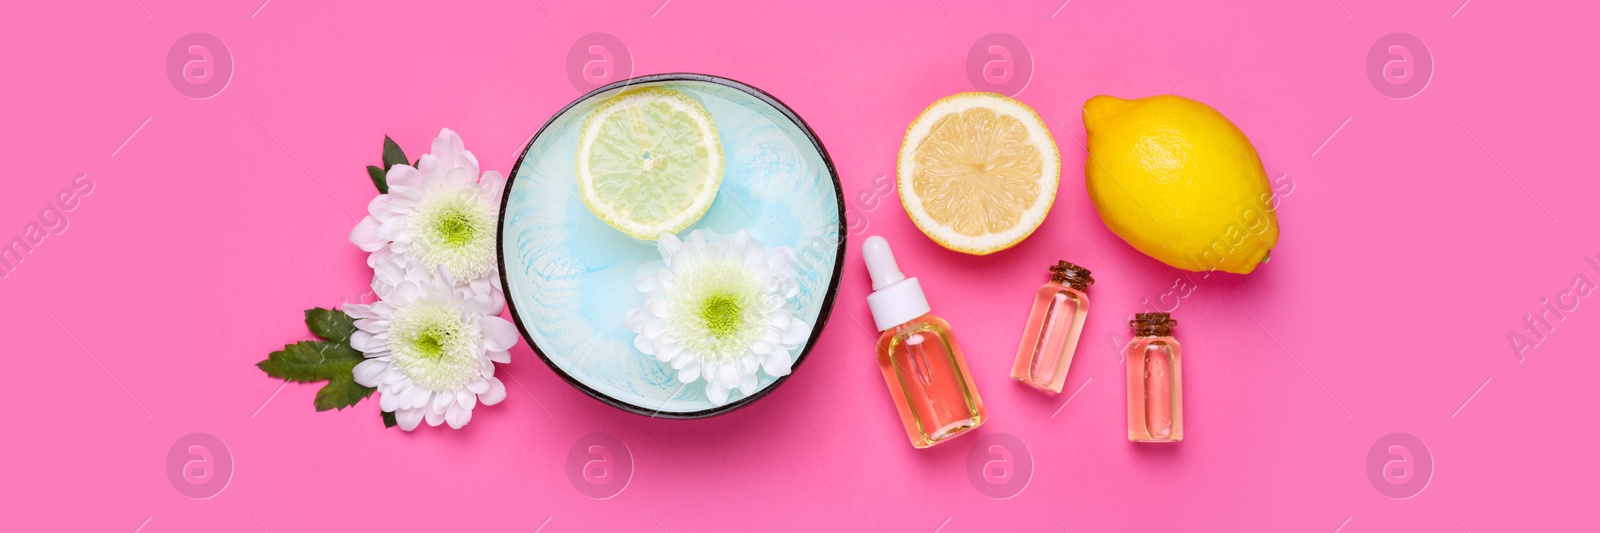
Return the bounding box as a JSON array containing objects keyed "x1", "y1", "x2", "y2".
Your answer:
[{"x1": 500, "y1": 78, "x2": 842, "y2": 415}]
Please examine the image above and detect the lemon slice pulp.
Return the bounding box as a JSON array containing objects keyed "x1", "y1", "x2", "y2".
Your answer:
[
  {"x1": 577, "y1": 88, "x2": 724, "y2": 240},
  {"x1": 897, "y1": 92, "x2": 1060, "y2": 255}
]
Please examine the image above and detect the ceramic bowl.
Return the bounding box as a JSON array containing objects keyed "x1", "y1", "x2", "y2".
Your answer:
[{"x1": 497, "y1": 73, "x2": 845, "y2": 418}]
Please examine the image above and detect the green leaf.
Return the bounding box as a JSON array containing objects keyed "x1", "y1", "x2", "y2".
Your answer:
[
  {"x1": 381, "y1": 410, "x2": 398, "y2": 428},
  {"x1": 305, "y1": 307, "x2": 357, "y2": 343},
  {"x1": 366, "y1": 165, "x2": 387, "y2": 194},
  {"x1": 256, "y1": 341, "x2": 364, "y2": 383},
  {"x1": 258, "y1": 309, "x2": 380, "y2": 413},
  {"x1": 381, "y1": 136, "x2": 408, "y2": 171},
  {"x1": 313, "y1": 375, "x2": 374, "y2": 412}
]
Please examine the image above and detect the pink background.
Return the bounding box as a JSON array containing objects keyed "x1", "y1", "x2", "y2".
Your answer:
[{"x1": 4, "y1": 0, "x2": 1595, "y2": 531}]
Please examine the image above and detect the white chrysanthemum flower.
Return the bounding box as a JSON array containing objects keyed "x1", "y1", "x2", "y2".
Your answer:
[
  {"x1": 625, "y1": 229, "x2": 813, "y2": 405},
  {"x1": 350, "y1": 128, "x2": 506, "y2": 287},
  {"x1": 346, "y1": 268, "x2": 517, "y2": 430}
]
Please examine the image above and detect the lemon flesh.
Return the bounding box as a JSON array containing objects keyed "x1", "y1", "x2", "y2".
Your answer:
[
  {"x1": 577, "y1": 88, "x2": 723, "y2": 240},
  {"x1": 1082, "y1": 94, "x2": 1278, "y2": 274},
  {"x1": 898, "y1": 93, "x2": 1060, "y2": 255}
]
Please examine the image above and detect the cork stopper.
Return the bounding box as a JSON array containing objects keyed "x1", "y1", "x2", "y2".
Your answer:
[
  {"x1": 1131, "y1": 313, "x2": 1176, "y2": 337},
  {"x1": 1048, "y1": 261, "x2": 1094, "y2": 292}
]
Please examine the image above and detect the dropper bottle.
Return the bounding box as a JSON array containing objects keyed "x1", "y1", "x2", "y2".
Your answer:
[{"x1": 863, "y1": 235, "x2": 986, "y2": 449}]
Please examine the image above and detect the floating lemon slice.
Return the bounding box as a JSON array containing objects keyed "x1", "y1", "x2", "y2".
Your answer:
[
  {"x1": 897, "y1": 92, "x2": 1060, "y2": 255},
  {"x1": 578, "y1": 88, "x2": 724, "y2": 240}
]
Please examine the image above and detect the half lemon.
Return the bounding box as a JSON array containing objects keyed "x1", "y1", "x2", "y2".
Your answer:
[
  {"x1": 897, "y1": 92, "x2": 1060, "y2": 255},
  {"x1": 577, "y1": 88, "x2": 724, "y2": 240}
]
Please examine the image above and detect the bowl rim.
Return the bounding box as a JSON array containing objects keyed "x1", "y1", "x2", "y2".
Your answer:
[{"x1": 495, "y1": 72, "x2": 847, "y2": 419}]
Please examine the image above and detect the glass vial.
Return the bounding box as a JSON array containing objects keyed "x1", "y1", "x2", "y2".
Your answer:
[
  {"x1": 1126, "y1": 313, "x2": 1183, "y2": 442},
  {"x1": 863, "y1": 236, "x2": 986, "y2": 448},
  {"x1": 1011, "y1": 261, "x2": 1093, "y2": 393}
]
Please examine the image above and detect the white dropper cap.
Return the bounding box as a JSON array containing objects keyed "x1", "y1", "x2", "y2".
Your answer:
[{"x1": 863, "y1": 235, "x2": 931, "y2": 331}]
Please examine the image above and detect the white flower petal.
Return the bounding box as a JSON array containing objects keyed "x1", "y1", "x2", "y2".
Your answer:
[
  {"x1": 350, "y1": 330, "x2": 375, "y2": 353},
  {"x1": 379, "y1": 390, "x2": 400, "y2": 412},
  {"x1": 768, "y1": 311, "x2": 791, "y2": 330},
  {"x1": 659, "y1": 342, "x2": 682, "y2": 362},
  {"x1": 481, "y1": 316, "x2": 518, "y2": 351},
  {"x1": 385, "y1": 165, "x2": 425, "y2": 194},
  {"x1": 432, "y1": 391, "x2": 455, "y2": 412},
  {"x1": 350, "y1": 216, "x2": 386, "y2": 252},
  {"x1": 679, "y1": 358, "x2": 700, "y2": 383},
  {"x1": 406, "y1": 386, "x2": 433, "y2": 409},
  {"x1": 445, "y1": 404, "x2": 472, "y2": 429},
  {"x1": 762, "y1": 350, "x2": 792, "y2": 377},
  {"x1": 478, "y1": 171, "x2": 505, "y2": 201},
  {"x1": 487, "y1": 349, "x2": 511, "y2": 364},
  {"x1": 343, "y1": 303, "x2": 377, "y2": 319},
  {"x1": 633, "y1": 334, "x2": 656, "y2": 356},
  {"x1": 366, "y1": 194, "x2": 394, "y2": 218},
  {"x1": 782, "y1": 318, "x2": 812, "y2": 345},
  {"x1": 657, "y1": 232, "x2": 682, "y2": 263},
  {"x1": 705, "y1": 381, "x2": 729, "y2": 405},
  {"x1": 480, "y1": 377, "x2": 507, "y2": 406},
  {"x1": 431, "y1": 129, "x2": 467, "y2": 170},
  {"x1": 397, "y1": 407, "x2": 425, "y2": 431},
  {"x1": 353, "y1": 359, "x2": 387, "y2": 387},
  {"x1": 425, "y1": 407, "x2": 446, "y2": 427}
]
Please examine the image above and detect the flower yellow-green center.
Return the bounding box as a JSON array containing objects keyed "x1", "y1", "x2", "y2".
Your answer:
[
  {"x1": 668, "y1": 259, "x2": 769, "y2": 363},
  {"x1": 432, "y1": 207, "x2": 479, "y2": 247},
  {"x1": 699, "y1": 292, "x2": 744, "y2": 338},
  {"x1": 387, "y1": 300, "x2": 482, "y2": 391},
  {"x1": 410, "y1": 188, "x2": 496, "y2": 281}
]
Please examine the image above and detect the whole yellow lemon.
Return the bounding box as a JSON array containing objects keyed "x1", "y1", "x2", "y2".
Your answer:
[{"x1": 1082, "y1": 95, "x2": 1279, "y2": 274}]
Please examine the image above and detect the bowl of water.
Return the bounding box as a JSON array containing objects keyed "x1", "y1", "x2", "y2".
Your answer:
[{"x1": 497, "y1": 73, "x2": 845, "y2": 418}]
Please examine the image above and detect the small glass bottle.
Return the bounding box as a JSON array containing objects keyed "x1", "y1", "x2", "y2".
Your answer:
[
  {"x1": 1011, "y1": 261, "x2": 1093, "y2": 393},
  {"x1": 863, "y1": 236, "x2": 986, "y2": 449},
  {"x1": 1126, "y1": 313, "x2": 1182, "y2": 442}
]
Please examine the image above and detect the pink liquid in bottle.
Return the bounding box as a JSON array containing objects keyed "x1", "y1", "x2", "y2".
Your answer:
[
  {"x1": 1126, "y1": 313, "x2": 1183, "y2": 442},
  {"x1": 1011, "y1": 261, "x2": 1092, "y2": 394}
]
